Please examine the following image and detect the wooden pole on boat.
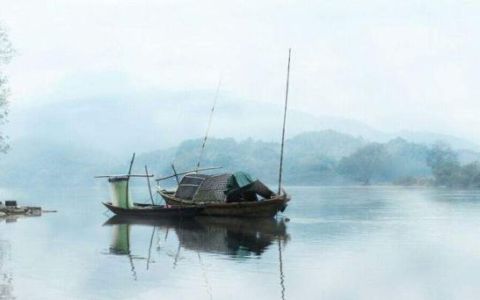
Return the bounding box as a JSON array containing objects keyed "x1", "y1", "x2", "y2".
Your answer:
[
  {"x1": 171, "y1": 163, "x2": 180, "y2": 185},
  {"x1": 278, "y1": 49, "x2": 291, "y2": 195},
  {"x1": 127, "y1": 153, "x2": 136, "y2": 175},
  {"x1": 196, "y1": 77, "x2": 222, "y2": 171},
  {"x1": 145, "y1": 165, "x2": 155, "y2": 205},
  {"x1": 155, "y1": 166, "x2": 223, "y2": 182},
  {"x1": 126, "y1": 153, "x2": 136, "y2": 209}
]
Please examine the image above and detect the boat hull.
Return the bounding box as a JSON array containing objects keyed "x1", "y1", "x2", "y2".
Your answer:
[
  {"x1": 158, "y1": 191, "x2": 290, "y2": 218},
  {"x1": 102, "y1": 202, "x2": 202, "y2": 218}
]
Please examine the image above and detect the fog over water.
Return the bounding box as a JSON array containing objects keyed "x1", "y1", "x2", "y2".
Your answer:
[
  {"x1": 2, "y1": 186, "x2": 480, "y2": 300},
  {"x1": 1, "y1": 1, "x2": 479, "y2": 180},
  {"x1": 1, "y1": 1, "x2": 480, "y2": 300}
]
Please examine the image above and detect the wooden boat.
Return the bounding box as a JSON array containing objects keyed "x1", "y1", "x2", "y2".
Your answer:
[
  {"x1": 159, "y1": 189, "x2": 289, "y2": 218},
  {"x1": 103, "y1": 202, "x2": 203, "y2": 218},
  {"x1": 156, "y1": 50, "x2": 293, "y2": 219},
  {"x1": 97, "y1": 154, "x2": 202, "y2": 219},
  {"x1": 157, "y1": 171, "x2": 290, "y2": 218}
]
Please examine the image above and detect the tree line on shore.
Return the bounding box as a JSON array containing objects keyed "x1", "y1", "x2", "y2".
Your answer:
[
  {"x1": 137, "y1": 131, "x2": 480, "y2": 187},
  {"x1": 338, "y1": 140, "x2": 480, "y2": 187},
  {"x1": 0, "y1": 128, "x2": 478, "y2": 188}
]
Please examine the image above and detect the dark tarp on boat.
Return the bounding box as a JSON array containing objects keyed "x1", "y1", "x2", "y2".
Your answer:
[{"x1": 174, "y1": 172, "x2": 274, "y2": 203}]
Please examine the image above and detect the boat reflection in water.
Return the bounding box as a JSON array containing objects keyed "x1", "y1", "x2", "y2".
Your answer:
[
  {"x1": 178, "y1": 217, "x2": 289, "y2": 256},
  {"x1": 104, "y1": 216, "x2": 289, "y2": 299},
  {"x1": 104, "y1": 216, "x2": 289, "y2": 258}
]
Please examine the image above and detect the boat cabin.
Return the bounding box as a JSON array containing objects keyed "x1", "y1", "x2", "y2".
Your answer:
[{"x1": 174, "y1": 171, "x2": 274, "y2": 203}]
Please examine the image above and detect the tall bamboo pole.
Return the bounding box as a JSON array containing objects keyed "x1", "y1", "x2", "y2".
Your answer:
[
  {"x1": 278, "y1": 49, "x2": 291, "y2": 195},
  {"x1": 196, "y1": 78, "x2": 222, "y2": 171},
  {"x1": 171, "y1": 163, "x2": 180, "y2": 185},
  {"x1": 126, "y1": 153, "x2": 136, "y2": 209},
  {"x1": 145, "y1": 165, "x2": 154, "y2": 205}
]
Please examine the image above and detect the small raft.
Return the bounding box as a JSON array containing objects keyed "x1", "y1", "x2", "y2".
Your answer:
[{"x1": 0, "y1": 201, "x2": 42, "y2": 217}]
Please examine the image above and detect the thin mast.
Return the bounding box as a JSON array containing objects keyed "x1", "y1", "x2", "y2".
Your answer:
[
  {"x1": 171, "y1": 163, "x2": 180, "y2": 185},
  {"x1": 144, "y1": 165, "x2": 155, "y2": 205},
  {"x1": 278, "y1": 49, "x2": 291, "y2": 195},
  {"x1": 196, "y1": 78, "x2": 222, "y2": 171},
  {"x1": 126, "y1": 153, "x2": 136, "y2": 209}
]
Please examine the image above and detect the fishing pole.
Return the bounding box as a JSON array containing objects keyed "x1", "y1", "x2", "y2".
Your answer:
[
  {"x1": 278, "y1": 49, "x2": 291, "y2": 195},
  {"x1": 196, "y1": 77, "x2": 222, "y2": 171}
]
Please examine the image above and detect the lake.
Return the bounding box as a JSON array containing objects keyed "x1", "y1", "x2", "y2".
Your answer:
[{"x1": 1, "y1": 185, "x2": 480, "y2": 300}]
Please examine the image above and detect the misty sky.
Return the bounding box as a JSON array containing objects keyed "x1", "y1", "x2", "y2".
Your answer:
[{"x1": 1, "y1": 0, "x2": 479, "y2": 142}]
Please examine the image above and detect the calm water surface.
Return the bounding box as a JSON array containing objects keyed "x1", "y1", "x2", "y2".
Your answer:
[{"x1": 2, "y1": 186, "x2": 480, "y2": 300}]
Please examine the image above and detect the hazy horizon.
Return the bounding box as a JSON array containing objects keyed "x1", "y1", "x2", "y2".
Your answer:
[
  {"x1": 3, "y1": 4, "x2": 480, "y2": 300},
  {"x1": 1, "y1": 0, "x2": 480, "y2": 146}
]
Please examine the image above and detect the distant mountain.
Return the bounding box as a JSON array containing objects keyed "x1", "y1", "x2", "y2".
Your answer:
[
  {"x1": 135, "y1": 131, "x2": 433, "y2": 186},
  {"x1": 286, "y1": 130, "x2": 366, "y2": 160},
  {"x1": 457, "y1": 149, "x2": 480, "y2": 165},
  {"x1": 2, "y1": 128, "x2": 480, "y2": 188},
  {"x1": 6, "y1": 91, "x2": 478, "y2": 161},
  {"x1": 392, "y1": 130, "x2": 480, "y2": 151},
  {"x1": 0, "y1": 138, "x2": 120, "y2": 187},
  {"x1": 2, "y1": 87, "x2": 480, "y2": 188},
  {"x1": 382, "y1": 137, "x2": 431, "y2": 180}
]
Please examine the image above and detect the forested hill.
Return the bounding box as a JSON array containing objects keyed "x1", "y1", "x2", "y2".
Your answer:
[
  {"x1": 135, "y1": 130, "x2": 479, "y2": 186},
  {"x1": 135, "y1": 130, "x2": 366, "y2": 185},
  {"x1": 132, "y1": 132, "x2": 427, "y2": 186},
  {"x1": 1, "y1": 130, "x2": 479, "y2": 188}
]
